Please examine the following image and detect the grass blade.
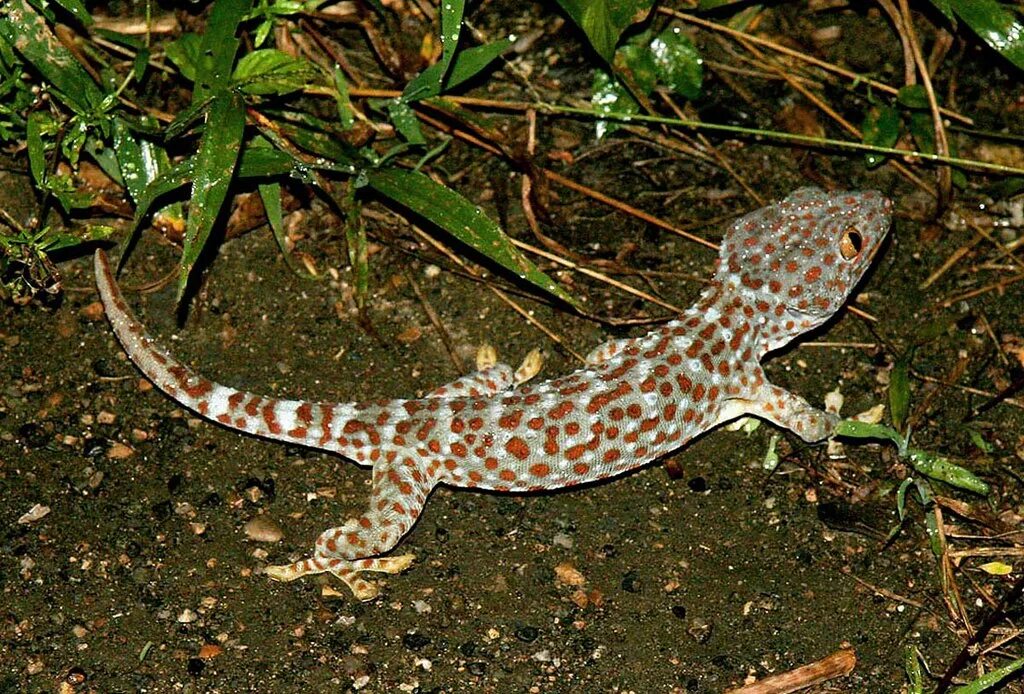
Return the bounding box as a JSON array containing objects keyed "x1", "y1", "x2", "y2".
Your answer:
[
  {"x1": 0, "y1": 0, "x2": 104, "y2": 113},
  {"x1": 177, "y1": 90, "x2": 246, "y2": 300},
  {"x1": 366, "y1": 167, "x2": 578, "y2": 308}
]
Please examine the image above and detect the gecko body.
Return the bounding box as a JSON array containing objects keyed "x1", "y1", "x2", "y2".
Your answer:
[{"x1": 95, "y1": 187, "x2": 892, "y2": 599}]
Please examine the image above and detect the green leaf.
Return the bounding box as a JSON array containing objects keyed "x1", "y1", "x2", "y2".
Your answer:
[
  {"x1": 387, "y1": 99, "x2": 426, "y2": 145},
  {"x1": 444, "y1": 37, "x2": 514, "y2": 91},
  {"x1": 164, "y1": 32, "x2": 202, "y2": 83},
  {"x1": 614, "y1": 34, "x2": 659, "y2": 96},
  {"x1": 194, "y1": 0, "x2": 251, "y2": 100},
  {"x1": 256, "y1": 176, "x2": 313, "y2": 278},
  {"x1": 834, "y1": 419, "x2": 906, "y2": 450},
  {"x1": 131, "y1": 158, "x2": 194, "y2": 234},
  {"x1": 272, "y1": 121, "x2": 359, "y2": 171},
  {"x1": 906, "y1": 448, "x2": 990, "y2": 496},
  {"x1": 165, "y1": 97, "x2": 213, "y2": 140},
  {"x1": 949, "y1": 657, "x2": 1024, "y2": 694},
  {"x1": 366, "y1": 167, "x2": 578, "y2": 308},
  {"x1": 554, "y1": 0, "x2": 655, "y2": 63},
  {"x1": 592, "y1": 68, "x2": 639, "y2": 139},
  {"x1": 53, "y1": 0, "x2": 93, "y2": 27},
  {"x1": 233, "y1": 49, "x2": 318, "y2": 95},
  {"x1": 896, "y1": 84, "x2": 930, "y2": 110},
  {"x1": 0, "y1": 0, "x2": 105, "y2": 113},
  {"x1": 236, "y1": 145, "x2": 295, "y2": 179},
  {"x1": 967, "y1": 427, "x2": 994, "y2": 453},
  {"x1": 649, "y1": 26, "x2": 702, "y2": 100},
  {"x1": 178, "y1": 90, "x2": 247, "y2": 300},
  {"x1": 895, "y1": 477, "x2": 913, "y2": 522},
  {"x1": 402, "y1": 0, "x2": 465, "y2": 102},
  {"x1": 908, "y1": 111, "x2": 936, "y2": 154},
  {"x1": 861, "y1": 104, "x2": 900, "y2": 168},
  {"x1": 111, "y1": 117, "x2": 156, "y2": 203},
  {"x1": 333, "y1": 66, "x2": 355, "y2": 130},
  {"x1": 938, "y1": 0, "x2": 1024, "y2": 71},
  {"x1": 889, "y1": 353, "x2": 911, "y2": 433},
  {"x1": 343, "y1": 181, "x2": 368, "y2": 309},
  {"x1": 904, "y1": 647, "x2": 923, "y2": 694},
  {"x1": 26, "y1": 111, "x2": 47, "y2": 187}
]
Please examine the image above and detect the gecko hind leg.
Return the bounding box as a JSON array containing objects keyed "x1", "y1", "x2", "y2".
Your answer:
[{"x1": 266, "y1": 455, "x2": 435, "y2": 600}]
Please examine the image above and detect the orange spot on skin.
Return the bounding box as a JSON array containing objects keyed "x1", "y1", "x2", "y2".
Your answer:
[
  {"x1": 529, "y1": 464, "x2": 550, "y2": 477},
  {"x1": 565, "y1": 445, "x2": 586, "y2": 460},
  {"x1": 505, "y1": 436, "x2": 531, "y2": 460}
]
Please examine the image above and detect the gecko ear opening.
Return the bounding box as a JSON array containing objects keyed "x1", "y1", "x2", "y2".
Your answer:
[{"x1": 839, "y1": 228, "x2": 863, "y2": 260}]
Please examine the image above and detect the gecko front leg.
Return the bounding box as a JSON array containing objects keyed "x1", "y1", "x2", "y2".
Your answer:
[{"x1": 716, "y1": 367, "x2": 839, "y2": 443}]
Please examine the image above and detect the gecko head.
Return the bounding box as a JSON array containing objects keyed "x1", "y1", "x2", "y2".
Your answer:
[{"x1": 715, "y1": 187, "x2": 892, "y2": 349}]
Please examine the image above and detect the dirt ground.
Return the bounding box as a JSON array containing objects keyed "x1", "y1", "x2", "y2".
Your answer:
[{"x1": 3, "y1": 2, "x2": 1024, "y2": 693}]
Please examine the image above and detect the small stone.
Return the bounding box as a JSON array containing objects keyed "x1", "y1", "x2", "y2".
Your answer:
[
  {"x1": 197, "y1": 643, "x2": 223, "y2": 660},
  {"x1": 244, "y1": 517, "x2": 283, "y2": 543},
  {"x1": 554, "y1": 562, "x2": 586, "y2": 587},
  {"x1": 423, "y1": 264, "x2": 441, "y2": 279},
  {"x1": 177, "y1": 609, "x2": 198, "y2": 624},
  {"x1": 96, "y1": 410, "x2": 116, "y2": 425},
  {"x1": 514, "y1": 626, "x2": 539, "y2": 643},
  {"x1": 80, "y1": 301, "x2": 105, "y2": 321},
  {"x1": 402, "y1": 633, "x2": 430, "y2": 650},
  {"x1": 106, "y1": 442, "x2": 134, "y2": 459},
  {"x1": 17, "y1": 504, "x2": 51, "y2": 524},
  {"x1": 395, "y1": 326, "x2": 422, "y2": 344}
]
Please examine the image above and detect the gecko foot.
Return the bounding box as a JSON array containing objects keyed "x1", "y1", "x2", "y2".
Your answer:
[{"x1": 266, "y1": 553, "x2": 416, "y2": 601}]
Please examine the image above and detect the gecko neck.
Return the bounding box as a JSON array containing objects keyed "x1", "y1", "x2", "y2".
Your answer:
[{"x1": 676, "y1": 282, "x2": 775, "y2": 363}]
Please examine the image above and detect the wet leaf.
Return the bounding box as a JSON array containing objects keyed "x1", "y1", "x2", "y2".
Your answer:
[
  {"x1": 193, "y1": 0, "x2": 250, "y2": 100},
  {"x1": 343, "y1": 182, "x2": 368, "y2": 309},
  {"x1": 233, "y1": 49, "x2": 318, "y2": 95},
  {"x1": 164, "y1": 32, "x2": 202, "y2": 83},
  {"x1": 949, "y1": 657, "x2": 1024, "y2": 694},
  {"x1": 896, "y1": 84, "x2": 930, "y2": 110},
  {"x1": 835, "y1": 419, "x2": 906, "y2": 450},
  {"x1": 332, "y1": 67, "x2": 355, "y2": 130},
  {"x1": 366, "y1": 167, "x2": 578, "y2": 308},
  {"x1": 0, "y1": 0, "x2": 105, "y2": 114},
  {"x1": 387, "y1": 99, "x2": 425, "y2": 145},
  {"x1": 906, "y1": 448, "x2": 989, "y2": 496},
  {"x1": 403, "y1": 0, "x2": 465, "y2": 102},
  {"x1": 178, "y1": 91, "x2": 246, "y2": 301},
  {"x1": 554, "y1": 0, "x2": 655, "y2": 62},
  {"x1": 889, "y1": 353, "x2": 911, "y2": 433},
  {"x1": 861, "y1": 104, "x2": 900, "y2": 168},
  {"x1": 649, "y1": 26, "x2": 702, "y2": 100},
  {"x1": 896, "y1": 477, "x2": 914, "y2": 522},
  {"x1": 904, "y1": 647, "x2": 923, "y2": 694},
  {"x1": 932, "y1": 0, "x2": 1024, "y2": 71},
  {"x1": 444, "y1": 37, "x2": 515, "y2": 91},
  {"x1": 592, "y1": 68, "x2": 639, "y2": 139},
  {"x1": 53, "y1": 0, "x2": 94, "y2": 26}
]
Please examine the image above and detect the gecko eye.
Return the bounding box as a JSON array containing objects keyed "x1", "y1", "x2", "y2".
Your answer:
[{"x1": 839, "y1": 228, "x2": 863, "y2": 260}]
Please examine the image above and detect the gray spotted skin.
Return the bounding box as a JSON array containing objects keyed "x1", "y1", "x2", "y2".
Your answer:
[{"x1": 94, "y1": 186, "x2": 892, "y2": 600}]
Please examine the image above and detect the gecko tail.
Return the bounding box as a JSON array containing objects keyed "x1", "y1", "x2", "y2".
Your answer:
[{"x1": 93, "y1": 249, "x2": 359, "y2": 453}]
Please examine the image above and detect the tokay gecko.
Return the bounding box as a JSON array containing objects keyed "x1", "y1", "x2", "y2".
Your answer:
[{"x1": 95, "y1": 187, "x2": 892, "y2": 600}]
